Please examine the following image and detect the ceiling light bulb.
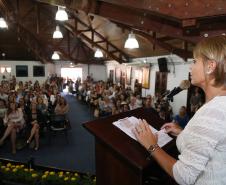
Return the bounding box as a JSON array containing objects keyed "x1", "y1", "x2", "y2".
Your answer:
[
  {"x1": 55, "y1": 6, "x2": 68, "y2": 21},
  {"x1": 204, "y1": 33, "x2": 208, "y2": 37},
  {"x1": 53, "y1": 25, "x2": 63, "y2": 39},
  {"x1": 52, "y1": 51, "x2": 60, "y2": 60},
  {"x1": 124, "y1": 33, "x2": 139, "y2": 49},
  {"x1": 94, "y1": 49, "x2": 103, "y2": 58},
  {"x1": 0, "y1": 17, "x2": 8, "y2": 29}
]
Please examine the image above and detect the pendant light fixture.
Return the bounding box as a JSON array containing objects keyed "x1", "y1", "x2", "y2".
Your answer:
[
  {"x1": 124, "y1": 32, "x2": 139, "y2": 49},
  {"x1": 94, "y1": 48, "x2": 103, "y2": 58},
  {"x1": 52, "y1": 51, "x2": 60, "y2": 60},
  {"x1": 0, "y1": 17, "x2": 8, "y2": 29},
  {"x1": 53, "y1": 25, "x2": 63, "y2": 39},
  {"x1": 55, "y1": 6, "x2": 68, "y2": 21}
]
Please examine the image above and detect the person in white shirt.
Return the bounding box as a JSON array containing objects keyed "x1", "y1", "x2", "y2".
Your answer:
[
  {"x1": 0, "y1": 102, "x2": 25, "y2": 154},
  {"x1": 134, "y1": 36, "x2": 226, "y2": 185},
  {"x1": 135, "y1": 94, "x2": 143, "y2": 108}
]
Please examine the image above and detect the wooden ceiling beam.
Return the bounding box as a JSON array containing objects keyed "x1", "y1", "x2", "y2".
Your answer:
[
  {"x1": 157, "y1": 36, "x2": 176, "y2": 42},
  {"x1": 0, "y1": 0, "x2": 51, "y2": 63},
  {"x1": 95, "y1": 40, "x2": 105, "y2": 44},
  {"x1": 70, "y1": 12, "x2": 130, "y2": 63},
  {"x1": 81, "y1": 43, "x2": 91, "y2": 61},
  {"x1": 17, "y1": 25, "x2": 51, "y2": 63},
  {"x1": 20, "y1": 6, "x2": 34, "y2": 21},
  {"x1": 35, "y1": 0, "x2": 226, "y2": 43},
  {"x1": 67, "y1": 30, "x2": 71, "y2": 56},
  {"x1": 114, "y1": 21, "x2": 193, "y2": 59},
  {"x1": 64, "y1": 23, "x2": 125, "y2": 63},
  {"x1": 39, "y1": 5, "x2": 96, "y2": 64},
  {"x1": 77, "y1": 29, "x2": 92, "y2": 33},
  {"x1": 140, "y1": 31, "x2": 192, "y2": 59},
  {"x1": 36, "y1": 3, "x2": 40, "y2": 34},
  {"x1": 35, "y1": 0, "x2": 96, "y2": 13},
  {"x1": 35, "y1": 1, "x2": 130, "y2": 63},
  {"x1": 95, "y1": 1, "x2": 200, "y2": 44}
]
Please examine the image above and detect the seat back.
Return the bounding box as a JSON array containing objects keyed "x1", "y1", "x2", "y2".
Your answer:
[{"x1": 50, "y1": 114, "x2": 66, "y2": 129}]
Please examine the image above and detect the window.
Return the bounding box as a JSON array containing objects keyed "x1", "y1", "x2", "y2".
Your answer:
[
  {"x1": 16, "y1": 65, "x2": 28, "y2": 77},
  {"x1": 33, "y1": 66, "x2": 45, "y2": 77}
]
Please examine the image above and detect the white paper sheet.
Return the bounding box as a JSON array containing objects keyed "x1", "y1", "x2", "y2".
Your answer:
[{"x1": 113, "y1": 116, "x2": 172, "y2": 147}]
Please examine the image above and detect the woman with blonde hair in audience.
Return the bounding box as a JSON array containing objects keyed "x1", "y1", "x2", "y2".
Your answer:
[
  {"x1": 134, "y1": 36, "x2": 226, "y2": 184},
  {"x1": 55, "y1": 96, "x2": 69, "y2": 115},
  {"x1": 36, "y1": 96, "x2": 48, "y2": 125},
  {"x1": 24, "y1": 99, "x2": 40, "y2": 151},
  {"x1": 52, "y1": 96, "x2": 69, "y2": 128},
  {"x1": 0, "y1": 102, "x2": 25, "y2": 154}
]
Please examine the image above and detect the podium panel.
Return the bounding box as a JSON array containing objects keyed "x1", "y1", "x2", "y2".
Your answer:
[{"x1": 83, "y1": 108, "x2": 177, "y2": 185}]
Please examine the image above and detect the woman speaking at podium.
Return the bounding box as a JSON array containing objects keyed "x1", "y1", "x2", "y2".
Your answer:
[{"x1": 134, "y1": 35, "x2": 226, "y2": 185}]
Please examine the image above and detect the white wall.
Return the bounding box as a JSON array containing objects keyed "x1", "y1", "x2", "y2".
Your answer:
[
  {"x1": 89, "y1": 65, "x2": 107, "y2": 81},
  {"x1": 167, "y1": 63, "x2": 190, "y2": 114},
  {"x1": 0, "y1": 60, "x2": 54, "y2": 83},
  {"x1": 0, "y1": 60, "x2": 107, "y2": 84}
]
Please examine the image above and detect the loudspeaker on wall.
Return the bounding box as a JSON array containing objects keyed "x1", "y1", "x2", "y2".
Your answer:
[{"x1": 158, "y1": 57, "x2": 168, "y2": 72}]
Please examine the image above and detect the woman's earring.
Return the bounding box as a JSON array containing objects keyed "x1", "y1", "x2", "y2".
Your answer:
[{"x1": 206, "y1": 70, "x2": 212, "y2": 74}]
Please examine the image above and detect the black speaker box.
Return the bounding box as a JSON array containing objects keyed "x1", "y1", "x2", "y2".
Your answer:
[{"x1": 158, "y1": 57, "x2": 168, "y2": 72}]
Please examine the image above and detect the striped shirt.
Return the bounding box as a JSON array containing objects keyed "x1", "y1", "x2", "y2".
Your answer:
[{"x1": 173, "y1": 96, "x2": 226, "y2": 185}]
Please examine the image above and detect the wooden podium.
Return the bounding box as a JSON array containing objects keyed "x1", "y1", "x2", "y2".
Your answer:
[{"x1": 83, "y1": 108, "x2": 177, "y2": 185}]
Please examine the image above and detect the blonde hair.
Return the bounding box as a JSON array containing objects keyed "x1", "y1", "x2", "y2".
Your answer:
[{"x1": 193, "y1": 36, "x2": 226, "y2": 86}]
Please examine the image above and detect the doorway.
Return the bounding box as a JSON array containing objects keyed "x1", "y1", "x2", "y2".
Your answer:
[
  {"x1": 61, "y1": 67, "x2": 83, "y2": 82},
  {"x1": 61, "y1": 67, "x2": 83, "y2": 93}
]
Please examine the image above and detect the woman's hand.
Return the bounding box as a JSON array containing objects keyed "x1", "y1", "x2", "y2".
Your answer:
[
  {"x1": 161, "y1": 122, "x2": 182, "y2": 136},
  {"x1": 133, "y1": 119, "x2": 157, "y2": 150}
]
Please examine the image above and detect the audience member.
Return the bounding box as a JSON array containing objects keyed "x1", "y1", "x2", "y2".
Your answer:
[
  {"x1": 0, "y1": 102, "x2": 25, "y2": 154},
  {"x1": 173, "y1": 106, "x2": 189, "y2": 128}
]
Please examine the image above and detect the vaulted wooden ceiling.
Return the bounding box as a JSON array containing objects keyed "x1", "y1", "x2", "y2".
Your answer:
[{"x1": 0, "y1": 0, "x2": 226, "y2": 63}]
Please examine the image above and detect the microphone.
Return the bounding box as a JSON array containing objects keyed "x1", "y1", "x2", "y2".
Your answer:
[{"x1": 166, "y1": 80, "x2": 190, "y2": 99}]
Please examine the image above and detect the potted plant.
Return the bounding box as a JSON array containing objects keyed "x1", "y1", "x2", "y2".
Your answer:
[
  {"x1": 0, "y1": 162, "x2": 96, "y2": 185},
  {"x1": 0, "y1": 163, "x2": 39, "y2": 185},
  {"x1": 39, "y1": 171, "x2": 80, "y2": 185}
]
